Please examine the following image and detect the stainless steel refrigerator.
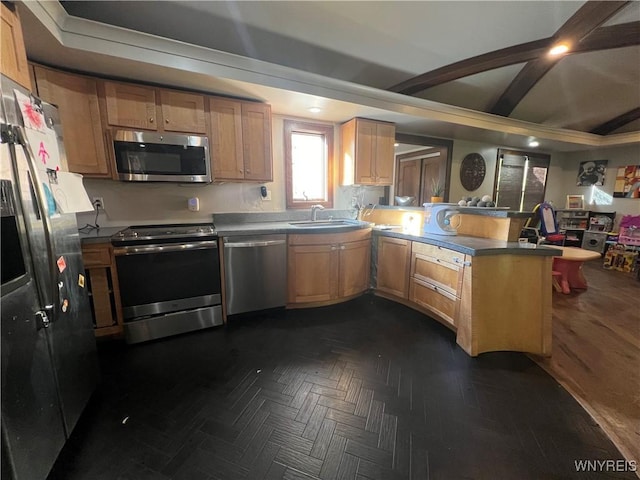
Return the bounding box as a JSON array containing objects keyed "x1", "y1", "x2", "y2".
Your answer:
[{"x1": 1, "y1": 74, "x2": 99, "y2": 479}]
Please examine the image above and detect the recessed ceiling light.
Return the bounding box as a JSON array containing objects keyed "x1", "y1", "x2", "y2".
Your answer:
[
  {"x1": 528, "y1": 140, "x2": 540, "y2": 148},
  {"x1": 549, "y1": 44, "x2": 569, "y2": 56},
  {"x1": 308, "y1": 107, "x2": 321, "y2": 113}
]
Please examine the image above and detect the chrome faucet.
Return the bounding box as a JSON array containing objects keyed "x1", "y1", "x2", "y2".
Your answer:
[{"x1": 310, "y1": 204, "x2": 325, "y2": 221}]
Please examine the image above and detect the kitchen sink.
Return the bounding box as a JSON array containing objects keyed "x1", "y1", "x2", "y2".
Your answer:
[{"x1": 289, "y1": 220, "x2": 356, "y2": 227}]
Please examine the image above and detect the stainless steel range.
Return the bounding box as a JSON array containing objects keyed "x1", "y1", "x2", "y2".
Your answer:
[{"x1": 111, "y1": 223, "x2": 222, "y2": 343}]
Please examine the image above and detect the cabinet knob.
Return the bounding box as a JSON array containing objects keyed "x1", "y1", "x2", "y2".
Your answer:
[
  {"x1": 149, "y1": 117, "x2": 154, "y2": 123},
  {"x1": 165, "y1": 118, "x2": 169, "y2": 124},
  {"x1": 340, "y1": 245, "x2": 345, "y2": 250},
  {"x1": 331, "y1": 246, "x2": 337, "y2": 251},
  {"x1": 239, "y1": 169, "x2": 244, "y2": 173},
  {"x1": 246, "y1": 169, "x2": 251, "y2": 173}
]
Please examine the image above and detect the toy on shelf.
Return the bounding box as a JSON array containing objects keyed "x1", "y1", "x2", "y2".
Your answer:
[
  {"x1": 619, "y1": 215, "x2": 640, "y2": 246},
  {"x1": 603, "y1": 244, "x2": 638, "y2": 272}
]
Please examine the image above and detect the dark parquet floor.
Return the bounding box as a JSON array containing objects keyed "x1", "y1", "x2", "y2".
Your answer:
[{"x1": 48, "y1": 294, "x2": 635, "y2": 480}]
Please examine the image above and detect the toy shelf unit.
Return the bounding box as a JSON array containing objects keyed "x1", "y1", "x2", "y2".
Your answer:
[
  {"x1": 581, "y1": 211, "x2": 616, "y2": 254},
  {"x1": 588, "y1": 211, "x2": 615, "y2": 232},
  {"x1": 557, "y1": 209, "x2": 589, "y2": 247}
]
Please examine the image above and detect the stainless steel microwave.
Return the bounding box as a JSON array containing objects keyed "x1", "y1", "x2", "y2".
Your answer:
[{"x1": 113, "y1": 130, "x2": 211, "y2": 183}]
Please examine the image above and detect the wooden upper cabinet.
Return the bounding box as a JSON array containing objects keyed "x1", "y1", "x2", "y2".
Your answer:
[
  {"x1": 103, "y1": 81, "x2": 157, "y2": 130},
  {"x1": 103, "y1": 81, "x2": 206, "y2": 133},
  {"x1": 1, "y1": 2, "x2": 31, "y2": 90},
  {"x1": 374, "y1": 122, "x2": 395, "y2": 184},
  {"x1": 210, "y1": 97, "x2": 244, "y2": 180},
  {"x1": 340, "y1": 117, "x2": 395, "y2": 186},
  {"x1": 242, "y1": 102, "x2": 272, "y2": 181},
  {"x1": 159, "y1": 90, "x2": 206, "y2": 134},
  {"x1": 209, "y1": 98, "x2": 273, "y2": 182},
  {"x1": 33, "y1": 65, "x2": 111, "y2": 177}
]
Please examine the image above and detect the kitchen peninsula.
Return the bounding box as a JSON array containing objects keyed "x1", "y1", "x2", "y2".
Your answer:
[{"x1": 367, "y1": 206, "x2": 558, "y2": 357}]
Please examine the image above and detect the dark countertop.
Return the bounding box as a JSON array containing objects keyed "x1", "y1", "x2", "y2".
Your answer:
[
  {"x1": 78, "y1": 212, "x2": 552, "y2": 257},
  {"x1": 372, "y1": 228, "x2": 560, "y2": 257},
  {"x1": 79, "y1": 226, "x2": 124, "y2": 244},
  {"x1": 456, "y1": 207, "x2": 533, "y2": 218},
  {"x1": 362, "y1": 205, "x2": 533, "y2": 219},
  {"x1": 216, "y1": 219, "x2": 370, "y2": 236}
]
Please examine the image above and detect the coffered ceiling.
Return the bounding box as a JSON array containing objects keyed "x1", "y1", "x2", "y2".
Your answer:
[{"x1": 16, "y1": 1, "x2": 640, "y2": 153}]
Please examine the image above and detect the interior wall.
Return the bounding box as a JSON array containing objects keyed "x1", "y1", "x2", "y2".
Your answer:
[
  {"x1": 449, "y1": 141, "x2": 640, "y2": 227},
  {"x1": 450, "y1": 140, "x2": 499, "y2": 205},
  {"x1": 76, "y1": 115, "x2": 384, "y2": 227},
  {"x1": 545, "y1": 144, "x2": 640, "y2": 223},
  {"x1": 76, "y1": 113, "x2": 639, "y2": 229}
]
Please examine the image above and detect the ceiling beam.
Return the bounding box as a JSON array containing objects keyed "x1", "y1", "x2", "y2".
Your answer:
[
  {"x1": 388, "y1": 21, "x2": 638, "y2": 97},
  {"x1": 388, "y1": 39, "x2": 551, "y2": 95},
  {"x1": 574, "y1": 21, "x2": 640, "y2": 51},
  {"x1": 489, "y1": 1, "x2": 630, "y2": 117},
  {"x1": 590, "y1": 107, "x2": 640, "y2": 135}
]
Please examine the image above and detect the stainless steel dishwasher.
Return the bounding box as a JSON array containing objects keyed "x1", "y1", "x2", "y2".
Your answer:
[{"x1": 223, "y1": 234, "x2": 287, "y2": 315}]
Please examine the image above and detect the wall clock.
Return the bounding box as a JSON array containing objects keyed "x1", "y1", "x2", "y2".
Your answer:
[{"x1": 460, "y1": 153, "x2": 486, "y2": 191}]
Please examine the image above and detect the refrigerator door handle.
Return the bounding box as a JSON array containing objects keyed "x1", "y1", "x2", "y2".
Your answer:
[
  {"x1": 35, "y1": 305, "x2": 54, "y2": 329},
  {"x1": 14, "y1": 126, "x2": 59, "y2": 316}
]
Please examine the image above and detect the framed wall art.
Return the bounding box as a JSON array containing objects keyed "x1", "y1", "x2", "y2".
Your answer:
[
  {"x1": 613, "y1": 165, "x2": 640, "y2": 198},
  {"x1": 566, "y1": 194, "x2": 584, "y2": 209},
  {"x1": 576, "y1": 160, "x2": 607, "y2": 186}
]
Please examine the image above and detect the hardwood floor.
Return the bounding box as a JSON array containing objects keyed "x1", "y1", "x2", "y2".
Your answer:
[
  {"x1": 532, "y1": 259, "x2": 640, "y2": 470},
  {"x1": 48, "y1": 284, "x2": 636, "y2": 480}
]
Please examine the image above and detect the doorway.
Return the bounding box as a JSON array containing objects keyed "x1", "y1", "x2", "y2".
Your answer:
[
  {"x1": 393, "y1": 133, "x2": 453, "y2": 206},
  {"x1": 395, "y1": 147, "x2": 448, "y2": 206}
]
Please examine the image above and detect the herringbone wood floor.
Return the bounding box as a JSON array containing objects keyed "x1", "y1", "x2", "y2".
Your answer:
[{"x1": 49, "y1": 294, "x2": 634, "y2": 480}]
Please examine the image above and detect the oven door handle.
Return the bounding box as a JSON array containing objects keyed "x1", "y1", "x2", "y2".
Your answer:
[{"x1": 113, "y1": 240, "x2": 218, "y2": 256}]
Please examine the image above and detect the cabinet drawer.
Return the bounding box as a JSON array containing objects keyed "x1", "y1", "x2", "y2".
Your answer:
[
  {"x1": 411, "y1": 242, "x2": 465, "y2": 265},
  {"x1": 81, "y1": 245, "x2": 112, "y2": 267},
  {"x1": 411, "y1": 253, "x2": 462, "y2": 296},
  {"x1": 409, "y1": 277, "x2": 457, "y2": 327}
]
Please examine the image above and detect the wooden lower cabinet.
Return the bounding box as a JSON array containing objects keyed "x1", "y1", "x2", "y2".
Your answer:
[
  {"x1": 288, "y1": 229, "x2": 371, "y2": 307},
  {"x1": 81, "y1": 242, "x2": 124, "y2": 337},
  {"x1": 374, "y1": 236, "x2": 552, "y2": 357},
  {"x1": 409, "y1": 277, "x2": 458, "y2": 326},
  {"x1": 376, "y1": 236, "x2": 411, "y2": 298},
  {"x1": 409, "y1": 241, "x2": 465, "y2": 328}
]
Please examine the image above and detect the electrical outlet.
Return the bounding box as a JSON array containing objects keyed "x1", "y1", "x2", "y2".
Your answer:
[
  {"x1": 92, "y1": 197, "x2": 104, "y2": 210},
  {"x1": 261, "y1": 189, "x2": 272, "y2": 201}
]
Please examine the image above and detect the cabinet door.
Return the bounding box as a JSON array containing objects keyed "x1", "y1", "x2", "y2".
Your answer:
[
  {"x1": 377, "y1": 236, "x2": 410, "y2": 298},
  {"x1": 354, "y1": 119, "x2": 377, "y2": 185},
  {"x1": 242, "y1": 102, "x2": 273, "y2": 181},
  {"x1": 159, "y1": 90, "x2": 206, "y2": 133},
  {"x1": 81, "y1": 243, "x2": 123, "y2": 337},
  {"x1": 103, "y1": 81, "x2": 157, "y2": 130},
  {"x1": 210, "y1": 98, "x2": 244, "y2": 180},
  {"x1": 374, "y1": 122, "x2": 395, "y2": 185},
  {"x1": 339, "y1": 239, "x2": 371, "y2": 297},
  {"x1": 34, "y1": 66, "x2": 110, "y2": 177},
  {"x1": 288, "y1": 244, "x2": 338, "y2": 303},
  {"x1": 1, "y1": 3, "x2": 31, "y2": 90}
]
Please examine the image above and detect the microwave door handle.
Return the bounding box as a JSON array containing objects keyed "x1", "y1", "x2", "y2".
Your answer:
[{"x1": 14, "y1": 126, "x2": 58, "y2": 319}]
